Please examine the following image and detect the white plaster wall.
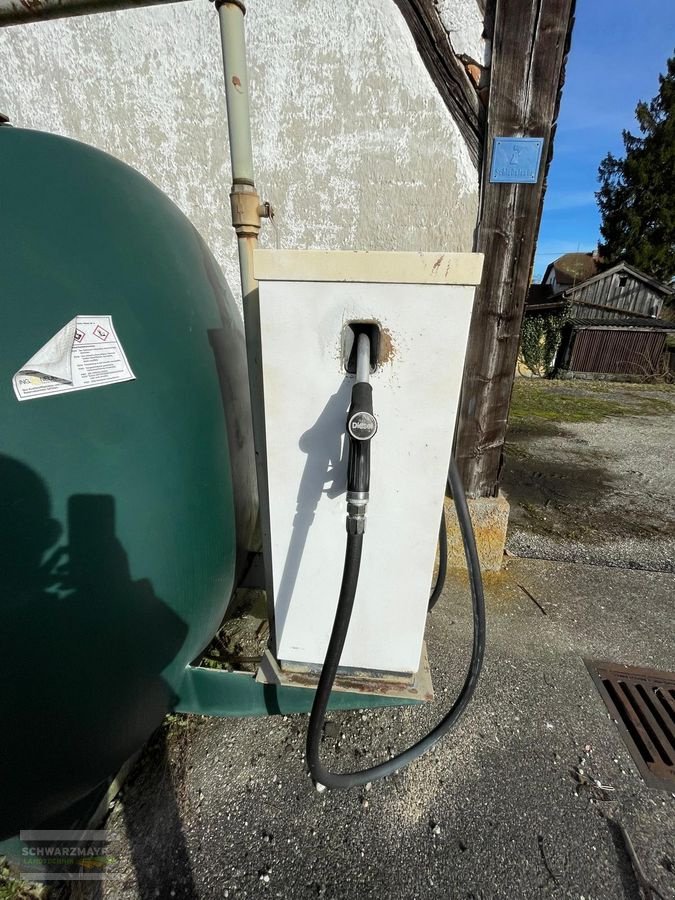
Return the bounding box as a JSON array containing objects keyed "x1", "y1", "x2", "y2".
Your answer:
[
  {"x1": 0, "y1": 0, "x2": 479, "y2": 307},
  {"x1": 436, "y1": 0, "x2": 490, "y2": 65}
]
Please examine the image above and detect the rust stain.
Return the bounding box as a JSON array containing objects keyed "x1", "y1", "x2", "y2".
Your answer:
[
  {"x1": 231, "y1": 74, "x2": 243, "y2": 93},
  {"x1": 432, "y1": 254, "x2": 444, "y2": 273},
  {"x1": 278, "y1": 668, "x2": 431, "y2": 701},
  {"x1": 377, "y1": 326, "x2": 396, "y2": 366}
]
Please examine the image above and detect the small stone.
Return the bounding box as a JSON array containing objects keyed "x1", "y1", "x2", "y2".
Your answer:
[
  {"x1": 431, "y1": 823, "x2": 441, "y2": 836},
  {"x1": 323, "y1": 721, "x2": 339, "y2": 739}
]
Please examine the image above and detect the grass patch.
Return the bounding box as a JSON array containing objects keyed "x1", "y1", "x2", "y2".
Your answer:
[{"x1": 509, "y1": 378, "x2": 675, "y2": 427}]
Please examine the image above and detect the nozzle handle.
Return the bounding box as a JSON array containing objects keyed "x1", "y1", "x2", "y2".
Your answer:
[{"x1": 346, "y1": 381, "x2": 376, "y2": 532}]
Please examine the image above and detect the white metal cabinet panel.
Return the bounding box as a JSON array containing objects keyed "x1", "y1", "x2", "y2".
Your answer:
[{"x1": 255, "y1": 251, "x2": 481, "y2": 674}]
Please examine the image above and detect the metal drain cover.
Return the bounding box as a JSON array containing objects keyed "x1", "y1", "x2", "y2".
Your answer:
[{"x1": 586, "y1": 660, "x2": 675, "y2": 790}]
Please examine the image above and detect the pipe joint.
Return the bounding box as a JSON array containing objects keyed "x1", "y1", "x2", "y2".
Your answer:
[
  {"x1": 213, "y1": 0, "x2": 246, "y2": 13},
  {"x1": 230, "y1": 184, "x2": 262, "y2": 237},
  {"x1": 258, "y1": 200, "x2": 274, "y2": 221},
  {"x1": 346, "y1": 515, "x2": 366, "y2": 535}
]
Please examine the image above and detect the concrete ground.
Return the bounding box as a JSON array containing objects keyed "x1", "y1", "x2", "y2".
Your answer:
[{"x1": 94, "y1": 557, "x2": 675, "y2": 900}]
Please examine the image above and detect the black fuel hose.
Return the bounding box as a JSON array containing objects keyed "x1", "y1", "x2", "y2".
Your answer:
[{"x1": 306, "y1": 455, "x2": 486, "y2": 789}]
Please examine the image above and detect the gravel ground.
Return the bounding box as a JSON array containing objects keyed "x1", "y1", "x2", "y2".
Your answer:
[
  {"x1": 503, "y1": 383, "x2": 675, "y2": 573},
  {"x1": 91, "y1": 557, "x2": 675, "y2": 900}
]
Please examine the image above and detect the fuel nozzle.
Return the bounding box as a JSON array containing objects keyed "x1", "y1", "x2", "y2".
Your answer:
[{"x1": 346, "y1": 332, "x2": 377, "y2": 534}]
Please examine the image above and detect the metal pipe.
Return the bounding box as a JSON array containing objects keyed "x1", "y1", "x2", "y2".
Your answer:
[
  {"x1": 0, "y1": 0, "x2": 187, "y2": 27},
  {"x1": 216, "y1": 0, "x2": 264, "y2": 302},
  {"x1": 356, "y1": 333, "x2": 371, "y2": 384},
  {"x1": 217, "y1": 0, "x2": 255, "y2": 189},
  {"x1": 216, "y1": 1, "x2": 275, "y2": 621}
]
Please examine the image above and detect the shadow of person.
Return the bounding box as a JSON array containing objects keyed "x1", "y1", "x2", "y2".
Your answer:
[
  {"x1": 0, "y1": 454, "x2": 189, "y2": 841},
  {"x1": 272, "y1": 377, "x2": 352, "y2": 648}
]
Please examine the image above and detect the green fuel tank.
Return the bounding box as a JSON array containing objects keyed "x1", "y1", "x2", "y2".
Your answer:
[{"x1": 0, "y1": 126, "x2": 256, "y2": 835}]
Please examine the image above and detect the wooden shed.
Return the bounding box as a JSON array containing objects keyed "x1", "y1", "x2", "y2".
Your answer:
[
  {"x1": 528, "y1": 261, "x2": 673, "y2": 320},
  {"x1": 554, "y1": 317, "x2": 675, "y2": 381},
  {"x1": 560, "y1": 263, "x2": 671, "y2": 320}
]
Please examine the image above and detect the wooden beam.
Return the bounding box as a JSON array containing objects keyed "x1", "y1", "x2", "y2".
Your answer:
[
  {"x1": 394, "y1": 0, "x2": 484, "y2": 167},
  {"x1": 454, "y1": 0, "x2": 576, "y2": 497}
]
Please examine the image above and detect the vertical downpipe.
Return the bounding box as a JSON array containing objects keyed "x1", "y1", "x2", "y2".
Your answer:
[{"x1": 216, "y1": 0, "x2": 275, "y2": 632}]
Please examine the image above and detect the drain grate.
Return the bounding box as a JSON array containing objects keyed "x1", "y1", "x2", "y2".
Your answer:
[{"x1": 585, "y1": 660, "x2": 675, "y2": 791}]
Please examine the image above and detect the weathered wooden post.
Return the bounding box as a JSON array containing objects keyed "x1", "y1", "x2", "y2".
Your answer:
[
  {"x1": 428, "y1": 0, "x2": 575, "y2": 573},
  {"x1": 441, "y1": 0, "x2": 576, "y2": 570},
  {"x1": 454, "y1": 0, "x2": 576, "y2": 501}
]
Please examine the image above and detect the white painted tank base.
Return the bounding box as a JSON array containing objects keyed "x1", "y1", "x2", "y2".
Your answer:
[{"x1": 254, "y1": 250, "x2": 483, "y2": 675}]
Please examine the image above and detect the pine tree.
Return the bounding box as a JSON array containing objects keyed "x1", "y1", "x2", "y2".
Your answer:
[{"x1": 597, "y1": 55, "x2": 675, "y2": 286}]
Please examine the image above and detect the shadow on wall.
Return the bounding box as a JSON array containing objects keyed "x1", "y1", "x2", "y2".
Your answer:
[
  {"x1": 273, "y1": 377, "x2": 351, "y2": 651},
  {"x1": 0, "y1": 454, "x2": 188, "y2": 840}
]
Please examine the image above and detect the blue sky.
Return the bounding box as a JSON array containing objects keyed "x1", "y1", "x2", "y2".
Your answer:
[{"x1": 533, "y1": 0, "x2": 675, "y2": 281}]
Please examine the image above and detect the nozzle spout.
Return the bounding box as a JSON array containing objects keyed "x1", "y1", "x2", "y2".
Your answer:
[{"x1": 356, "y1": 332, "x2": 371, "y2": 385}]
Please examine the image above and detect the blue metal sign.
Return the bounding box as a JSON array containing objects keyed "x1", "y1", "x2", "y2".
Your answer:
[{"x1": 489, "y1": 137, "x2": 544, "y2": 184}]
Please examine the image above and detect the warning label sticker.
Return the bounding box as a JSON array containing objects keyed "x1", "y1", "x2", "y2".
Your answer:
[{"x1": 13, "y1": 316, "x2": 136, "y2": 402}]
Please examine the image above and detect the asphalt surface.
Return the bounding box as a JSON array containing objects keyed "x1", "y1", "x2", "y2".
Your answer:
[{"x1": 97, "y1": 558, "x2": 675, "y2": 900}]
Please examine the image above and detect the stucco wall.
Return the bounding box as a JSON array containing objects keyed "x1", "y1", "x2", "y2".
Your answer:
[{"x1": 0, "y1": 0, "x2": 478, "y2": 305}]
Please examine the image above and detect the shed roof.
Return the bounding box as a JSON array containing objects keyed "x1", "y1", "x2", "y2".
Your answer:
[
  {"x1": 543, "y1": 252, "x2": 598, "y2": 286},
  {"x1": 562, "y1": 262, "x2": 674, "y2": 299},
  {"x1": 570, "y1": 316, "x2": 675, "y2": 331}
]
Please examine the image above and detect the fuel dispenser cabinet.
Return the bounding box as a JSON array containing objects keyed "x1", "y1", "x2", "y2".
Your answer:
[{"x1": 253, "y1": 249, "x2": 483, "y2": 683}]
